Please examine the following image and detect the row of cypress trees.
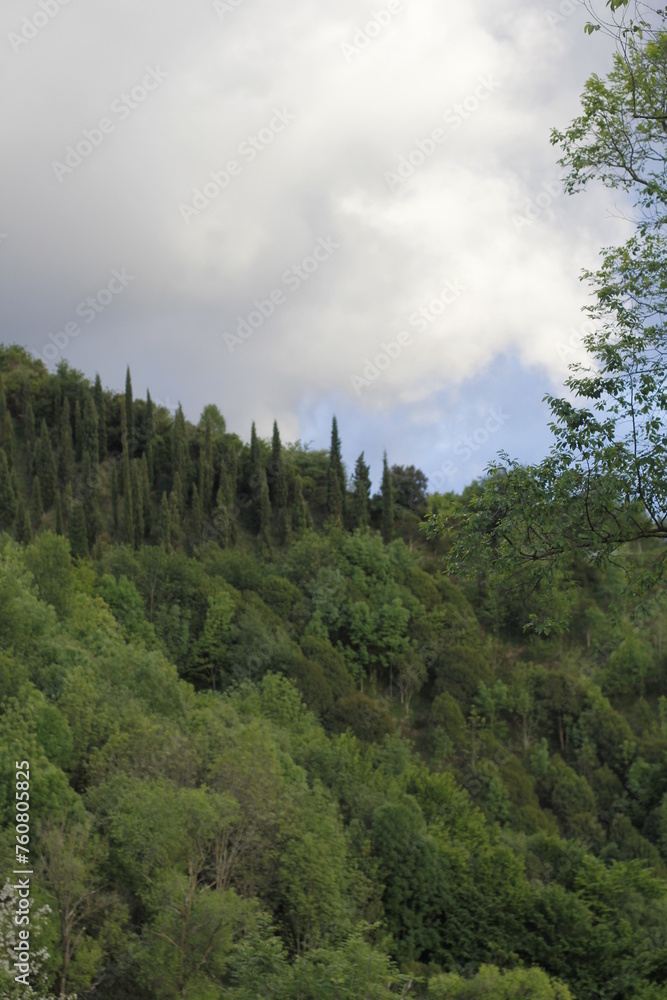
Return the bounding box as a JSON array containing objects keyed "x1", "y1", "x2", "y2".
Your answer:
[{"x1": 0, "y1": 362, "x2": 398, "y2": 556}]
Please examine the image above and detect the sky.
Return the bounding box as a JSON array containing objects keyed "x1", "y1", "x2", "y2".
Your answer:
[{"x1": 0, "y1": 0, "x2": 631, "y2": 492}]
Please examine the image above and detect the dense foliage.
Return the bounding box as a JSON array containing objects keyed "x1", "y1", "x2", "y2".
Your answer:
[{"x1": 0, "y1": 341, "x2": 665, "y2": 998}]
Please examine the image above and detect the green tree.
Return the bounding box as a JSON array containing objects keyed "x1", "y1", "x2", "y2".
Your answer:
[
  {"x1": 15, "y1": 499, "x2": 32, "y2": 545},
  {"x1": 425, "y1": 8, "x2": 667, "y2": 627},
  {"x1": 0, "y1": 450, "x2": 16, "y2": 531},
  {"x1": 270, "y1": 420, "x2": 289, "y2": 544},
  {"x1": 58, "y1": 398, "x2": 75, "y2": 488},
  {"x1": 292, "y1": 474, "x2": 312, "y2": 533},
  {"x1": 326, "y1": 416, "x2": 346, "y2": 522},
  {"x1": 36, "y1": 419, "x2": 57, "y2": 510},
  {"x1": 351, "y1": 452, "x2": 371, "y2": 529},
  {"x1": 32, "y1": 474, "x2": 43, "y2": 530},
  {"x1": 160, "y1": 491, "x2": 171, "y2": 552},
  {"x1": 111, "y1": 462, "x2": 119, "y2": 532},
  {"x1": 24, "y1": 395, "x2": 35, "y2": 477},
  {"x1": 172, "y1": 404, "x2": 189, "y2": 490},
  {"x1": 69, "y1": 503, "x2": 89, "y2": 559},
  {"x1": 381, "y1": 452, "x2": 393, "y2": 543},
  {"x1": 94, "y1": 372, "x2": 107, "y2": 460},
  {"x1": 125, "y1": 365, "x2": 135, "y2": 455}
]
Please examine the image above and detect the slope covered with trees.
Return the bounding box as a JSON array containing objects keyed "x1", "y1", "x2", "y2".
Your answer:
[{"x1": 0, "y1": 342, "x2": 665, "y2": 999}]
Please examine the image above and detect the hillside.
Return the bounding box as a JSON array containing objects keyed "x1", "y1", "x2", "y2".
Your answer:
[{"x1": 0, "y1": 345, "x2": 667, "y2": 999}]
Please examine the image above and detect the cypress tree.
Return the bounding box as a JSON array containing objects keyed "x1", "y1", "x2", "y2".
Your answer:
[
  {"x1": 63, "y1": 482, "x2": 73, "y2": 534},
  {"x1": 15, "y1": 500, "x2": 32, "y2": 545},
  {"x1": 111, "y1": 463, "x2": 119, "y2": 532},
  {"x1": 55, "y1": 493, "x2": 64, "y2": 536},
  {"x1": 81, "y1": 451, "x2": 100, "y2": 549},
  {"x1": 352, "y1": 452, "x2": 371, "y2": 529},
  {"x1": 123, "y1": 491, "x2": 134, "y2": 548},
  {"x1": 270, "y1": 421, "x2": 289, "y2": 544},
  {"x1": 327, "y1": 416, "x2": 346, "y2": 520},
  {"x1": 69, "y1": 503, "x2": 88, "y2": 559},
  {"x1": 292, "y1": 474, "x2": 312, "y2": 533},
  {"x1": 172, "y1": 404, "x2": 189, "y2": 489},
  {"x1": 31, "y1": 475, "x2": 43, "y2": 530},
  {"x1": 73, "y1": 397, "x2": 83, "y2": 462},
  {"x1": 249, "y1": 422, "x2": 264, "y2": 532},
  {"x1": 213, "y1": 486, "x2": 229, "y2": 548},
  {"x1": 36, "y1": 420, "x2": 57, "y2": 510},
  {"x1": 3, "y1": 412, "x2": 14, "y2": 471},
  {"x1": 0, "y1": 451, "x2": 16, "y2": 531},
  {"x1": 94, "y1": 374, "x2": 107, "y2": 460},
  {"x1": 0, "y1": 374, "x2": 6, "y2": 428},
  {"x1": 168, "y1": 486, "x2": 181, "y2": 549},
  {"x1": 381, "y1": 451, "x2": 394, "y2": 543},
  {"x1": 191, "y1": 482, "x2": 202, "y2": 542},
  {"x1": 259, "y1": 468, "x2": 272, "y2": 556},
  {"x1": 201, "y1": 418, "x2": 214, "y2": 513},
  {"x1": 145, "y1": 390, "x2": 155, "y2": 482},
  {"x1": 24, "y1": 397, "x2": 35, "y2": 477},
  {"x1": 326, "y1": 463, "x2": 343, "y2": 524},
  {"x1": 131, "y1": 459, "x2": 143, "y2": 549},
  {"x1": 159, "y1": 492, "x2": 171, "y2": 552},
  {"x1": 222, "y1": 444, "x2": 238, "y2": 544},
  {"x1": 82, "y1": 389, "x2": 99, "y2": 470},
  {"x1": 125, "y1": 367, "x2": 135, "y2": 456},
  {"x1": 140, "y1": 453, "x2": 152, "y2": 535},
  {"x1": 171, "y1": 470, "x2": 184, "y2": 522},
  {"x1": 58, "y1": 399, "x2": 75, "y2": 488},
  {"x1": 119, "y1": 396, "x2": 130, "y2": 496}
]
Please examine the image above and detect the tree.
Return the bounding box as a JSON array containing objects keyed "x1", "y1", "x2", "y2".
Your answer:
[
  {"x1": 0, "y1": 450, "x2": 16, "y2": 531},
  {"x1": 110, "y1": 462, "x2": 119, "y2": 533},
  {"x1": 270, "y1": 421, "x2": 289, "y2": 544},
  {"x1": 191, "y1": 482, "x2": 202, "y2": 542},
  {"x1": 249, "y1": 421, "x2": 263, "y2": 533},
  {"x1": 351, "y1": 452, "x2": 371, "y2": 529},
  {"x1": 23, "y1": 395, "x2": 35, "y2": 477},
  {"x1": 36, "y1": 419, "x2": 57, "y2": 510},
  {"x1": 31, "y1": 475, "x2": 43, "y2": 530},
  {"x1": 69, "y1": 503, "x2": 89, "y2": 559},
  {"x1": 425, "y1": 6, "x2": 667, "y2": 628},
  {"x1": 172, "y1": 404, "x2": 189, "y2": 489},
  {"x1": 292, "y1": 474, "x2": 312, "y2": 533},
  {"x1": 381, "y1": 452, "x2": 393, "y2": 543},
  {"x1": 326, "y1": 416, "x2": 346, "y2": 522},
  {"x1": 38, "y1": 819, "x2": 106, "y2": 998},
  {"x1": 160, "y1": 491, "x2": 171, "y2": 552},
  {"x1": 58, "y1": 399, "x2": 75, "y2": 488},
  {"x1": 82, "y1": 388, "x2": 99, "y2": 470},
  {"x1": 55, "y1": 492, "x2": 63, "y2": 537},
  {"x1": 391, "y1": 464, "x2": 428, "y2": 512},
  {"x1": 125, "y1": 366, "x2": 135, "y2": 455},
  {"x1": 15, "y1": 500, "x2": 32, "y2": 545},
  {"x1": 93, "y1": 373, "x2": 107, "y2": 460}
]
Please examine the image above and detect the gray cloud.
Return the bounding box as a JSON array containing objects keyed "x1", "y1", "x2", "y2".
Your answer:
[{"x1": 0, "y1": 0, "x2": 625, "y2": 486}]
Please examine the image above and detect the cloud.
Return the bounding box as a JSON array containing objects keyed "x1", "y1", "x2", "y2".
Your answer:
[{"x1": 0, "y1": 0, "x2": 625, "y2": 489}]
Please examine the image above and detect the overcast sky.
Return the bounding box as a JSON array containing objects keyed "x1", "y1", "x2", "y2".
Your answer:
[{"x1": 0, "y1": 0, "x2": 629, "y2": 491}]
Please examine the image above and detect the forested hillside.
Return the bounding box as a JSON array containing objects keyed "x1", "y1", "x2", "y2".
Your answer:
[{"x1": 0, "y1": 344, "x2": 666, "y2": 999}]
